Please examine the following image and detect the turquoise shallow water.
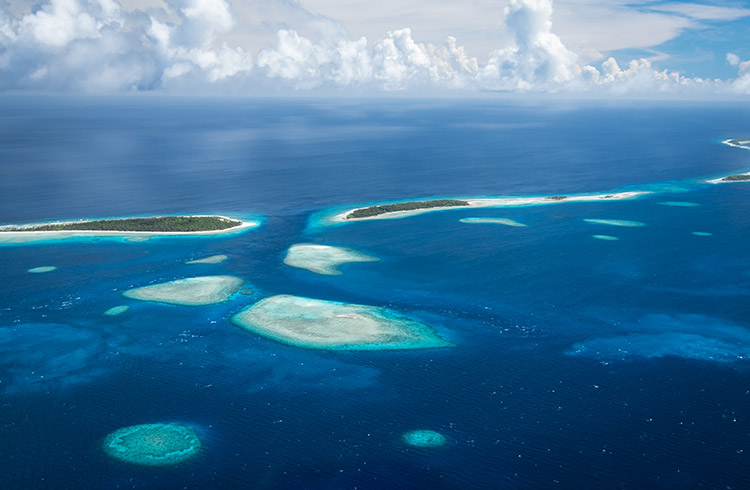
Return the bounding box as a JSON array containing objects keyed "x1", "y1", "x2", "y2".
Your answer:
[{"x1": 1, "y1": 98, "x2": 750, "y2": 488}]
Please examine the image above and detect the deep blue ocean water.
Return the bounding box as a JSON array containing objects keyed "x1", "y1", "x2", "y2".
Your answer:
[{"x1": 2, "y1": 96, "x2": 750, "y2": 488}]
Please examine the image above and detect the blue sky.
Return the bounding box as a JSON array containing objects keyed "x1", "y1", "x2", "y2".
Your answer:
[{"x1": 1, "y1": 0, "x2": 749, "y2": 96}]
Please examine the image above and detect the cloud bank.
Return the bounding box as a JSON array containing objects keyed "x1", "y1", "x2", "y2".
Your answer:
[{"x1": 0, "y1": 0, "x2": 749, "y2": 95}]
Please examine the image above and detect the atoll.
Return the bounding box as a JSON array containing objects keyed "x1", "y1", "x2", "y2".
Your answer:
[
  {"x1": 123, "y1": 275, "x2": 244, "y2": 306},
  {"x1": 283, "y1": 244, "x2": 379, "y2": 275},
  {"x1": 102, "y1": 423, "x2": 201, "y2": 466},
  {"x1": 232, "y1": 294, "x2": 452, "y2": 350}
]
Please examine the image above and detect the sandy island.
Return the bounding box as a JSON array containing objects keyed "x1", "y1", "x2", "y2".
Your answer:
[
  {"x1": 328, "y1": 191, "x2": 648, "y2": 224},
  {"x1": 707, "y1": 140, "x2": 750, "y2": 183},
  {"x1": 0, "y1": 215, "x2": 259, "y2": 245}
]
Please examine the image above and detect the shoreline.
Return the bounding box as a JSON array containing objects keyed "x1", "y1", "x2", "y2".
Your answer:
[
  {"x1": 328, "y1": 191, "x2": 649, "y2": 224},
  {"x1": 706, "y1": 140, "x2": 750, "y2": 183},
  {"x1": 722, "y1": 138, "x2": 750, "y2": 151},
  {"x1": 0, "y1": 215, "x2": 260, "y2": 244}
]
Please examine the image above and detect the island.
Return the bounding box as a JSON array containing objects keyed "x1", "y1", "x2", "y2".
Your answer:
[
  {"x1": 322, "y1": 191, "x2": 649, "y2": 225},
  {"x1": 725, "y1": 138, "x2": 750, "y2": 149},
  {"x1": 1, "y1": 216, "x2": 241, "y2": 232},
  {"x1": 231, "y1": 294, "x2": 452, "y2": 350},
  {"x1": 0, "y1": 215, "x2": 259, "y2": 245},
  {"x1": 346, "y1": 200, "x2": 469, "y2": 219},
  {"x1": 716, "y1": 174, "x2": 750, "y2": 182}
]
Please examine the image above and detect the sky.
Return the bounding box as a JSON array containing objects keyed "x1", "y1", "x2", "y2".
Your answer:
[{"x1": 1, "y1": 0, "x2": 750, "y2": 96}]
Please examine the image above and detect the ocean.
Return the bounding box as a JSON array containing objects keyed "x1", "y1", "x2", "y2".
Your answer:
[{"x1": 1, "y1": 96, "x2": 750, "y2": 488}]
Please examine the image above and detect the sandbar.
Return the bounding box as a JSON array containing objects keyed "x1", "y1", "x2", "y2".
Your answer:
[
  {"x1": 27, "y1": 266, "x2": 56, "y2": 273},
  {"x1": 284, "y1": 244, "x2": 379, "y2": 275},
  {"x1": 102, "y1": 423, "x2": 201, "y2": 466},
  {"x1": 459, "y1": 217, "x2": 526, "y2": 227},
  {"x1": 104, "y1": 305, "x2": 130, "y2": 316},
  {"x1": 0, "y1": 215, "x2": 259, "y2": 245},
  {"x1": 231, "y1": 294, "x2": 452, "y2": 350},
  {"x1": 593, "y1": 235, "x2": 619, "y2": 241},
  {"x1": 123, "y1": 275, "x2": 244, "y2": 306},
  {"x1": 583, "y1": 219, "x2": 646, "y2": 227},
  {"x1": 325, "y1": 191, "x2": 648, "y2": 225},
  {"x1": 186, "y1": 254, "x2": 228, "y2": 265}
]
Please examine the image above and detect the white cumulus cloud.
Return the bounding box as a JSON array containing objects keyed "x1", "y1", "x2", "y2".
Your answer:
[
  {"x1": 479, "y1": 0, "x2": 578, "y2": 90},
  {"x1": 0, "y1": 0, "x2": 251, "y2": 91},
  {"x1": 0, "y1": 0, "x2": 749, "y2": 96}
]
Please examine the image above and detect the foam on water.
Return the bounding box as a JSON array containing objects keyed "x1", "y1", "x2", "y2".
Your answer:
[
  {"x1": 123, "y1": 276, "x2": 244, "y2": 306},
  {"x1": 459, "y1": 217, "x2": 527, "y2": 227},
  {"x1": 231, "y1": 294, "x2": 452, "y2": 350},
  {"x1": 283, "y1": 244, "x2": 379, "y2": 275}
]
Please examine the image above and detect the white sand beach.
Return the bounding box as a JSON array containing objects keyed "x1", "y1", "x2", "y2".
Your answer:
[
  {"x1": 330, "y1": 191, "x2": 648, "y2": 224},
  {"x1": 0, "y1": 216, "x2": 259, "y2": 245}
]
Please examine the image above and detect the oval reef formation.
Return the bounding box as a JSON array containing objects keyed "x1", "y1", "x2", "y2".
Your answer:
[
  {"x1": 123, "y1": 275, "x2": 244, "y2": 306},
  {"x1": 102, "y1": 423, "x2": 201, "y2": 466},
  {"x1": 232, "y1": 295, "x2": 452, "y2": 350},
  {"x1": 28, "y1": 266, "x2": 57, "y2": 273},
  {"x1": 402, "y1": 430, "x2": 447, "y2": 448}
]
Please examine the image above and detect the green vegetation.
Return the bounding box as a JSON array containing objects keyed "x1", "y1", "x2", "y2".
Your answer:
[
  {"x1": 721, "y1": 174, "x2": 750, "y2": 182},
  {"x1": 346, "y1": 200, "x2": 469, "y2": 219},
  {"x1": 1, "y1": 216, "x2": 241, "y2": 232},
  {"x1": 546, "y1": 195, "x2": 568, "y2": 201}
]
